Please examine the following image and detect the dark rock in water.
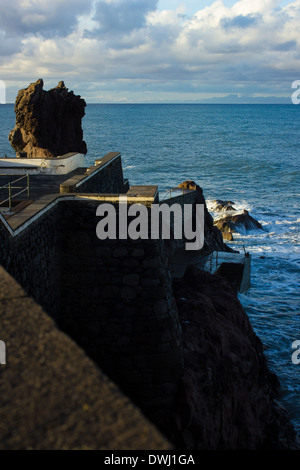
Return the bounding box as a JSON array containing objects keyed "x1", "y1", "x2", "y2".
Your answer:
[
  {"x1": 213, "y1": 199, "x2": 236, "y2": 206},
  {"x1": 222, "y1": 231, "x2": 234, "y2": 241},
  {"x1": 178, "y1": 181, "x2": 236, "y2": 253},
  {"x1": 214, "y1": 209, "x2": 263, "y2": 235},
  {"x1": 160, "y1": 266, "x2": 299, "y2": 450},
  {"x1": 212, "y1": 199, "x2": 236, "y2": 212},
  {"x1": 9, "y1": 78, "x2": 87, "y2": 158},
  {"x1": 215, "y1": 204, "x2": 236, "y2": 212}
]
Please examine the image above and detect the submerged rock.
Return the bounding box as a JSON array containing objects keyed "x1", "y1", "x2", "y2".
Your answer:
[
  {"x1": 214, "y1": 209, "x2": 263, "y2": 236},
  {"x1": 9, "y1": 79, "x2": 87, "y2": 158},
  {"x1": 212, "y1": 199, "x2": 236, "y2": 212}
]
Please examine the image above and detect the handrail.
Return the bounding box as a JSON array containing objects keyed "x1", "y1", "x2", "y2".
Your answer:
[{"x1": 0, "y1": 174, "x2": 30, "y2": 211}]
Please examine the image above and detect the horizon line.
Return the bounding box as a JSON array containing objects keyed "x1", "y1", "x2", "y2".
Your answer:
[{"x1": 1, "y1": 102, "x2": 295, "y2": 106}]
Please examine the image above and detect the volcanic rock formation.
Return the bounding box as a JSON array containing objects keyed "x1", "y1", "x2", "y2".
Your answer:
[
  {"x1": 178, "y1": 180, "x2": 235, "y2": 253},
  {"x1": 214, "y1": 209, "x2": 263, "y2": 237},
  {"x1": 150, "y1": 266, "x2": 299, "y2": 450},
  {"x1": 9, "y1": 79, "x2": 87, "y2": 159},
  {"x1": 211, "y1": 199, "x2": 236, "y2": 212}
]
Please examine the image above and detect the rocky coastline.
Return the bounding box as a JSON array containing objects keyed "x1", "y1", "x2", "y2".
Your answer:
[
  {"x1": 8, "y1": 79, "x2": 87, "y2": 159},
  {"x1": 171, "y1": 267, "x2": 298, "y2": 449},
  {"x1": 1, "y1": 81, "x2": 298, "y2": 450},
  {"x1": 143, "y1": 184, "x2": 300, "y2": 450},
  {"x1": 211, "y1": 199, "x2": 264, "y2": 241}
]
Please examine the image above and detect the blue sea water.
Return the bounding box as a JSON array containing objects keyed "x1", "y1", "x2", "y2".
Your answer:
[{"x1": 1, "y1": 103, "x2": 299, "y2": 435}]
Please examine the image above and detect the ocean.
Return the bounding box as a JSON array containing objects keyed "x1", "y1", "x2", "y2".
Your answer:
[{"x1": 1, "y1": 103, "x2": 299, "y2": 435}]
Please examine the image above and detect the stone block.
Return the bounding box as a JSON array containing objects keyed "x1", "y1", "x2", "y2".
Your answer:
[
  {"x1": 123, "y1": 274, "x2": 140, "y2": 287},
  {"x1": 121, "y1": 286, "x2": 137, "y2": 301}
]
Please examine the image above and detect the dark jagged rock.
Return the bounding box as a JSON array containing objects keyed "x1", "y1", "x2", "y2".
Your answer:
[
  {"x1": 221, "y1": 231, "x2": 234, "y2": 241},
  {"x1": 212, "y1": 199, "x2": 236, "y2": 212},
  {"x1": 213, "y1": 199, "x2": 235, "y2": 206},
  {"x1": 178, "y1": 180, "x2": 236, "y2": 253},
  {"x1": 216, "y1": 204, "x2": 236, "y2": 211},
  {"x1": 214, "y1": 209, "x2": 263, "y2": 236},
  {"x1": 9, "y1": 79, "x2": 87, "y2": 158},
  {"x1": 152, "y1": 266, "x2": 299, "y2": 450}
]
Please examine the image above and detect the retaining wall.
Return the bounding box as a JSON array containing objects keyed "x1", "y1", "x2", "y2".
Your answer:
[
  {"x1": 60, "y1": 152, "x2": 128, "y2": 194},
  {"x1": 0, "y1": 188, "x2": 195, "y2": 409}
]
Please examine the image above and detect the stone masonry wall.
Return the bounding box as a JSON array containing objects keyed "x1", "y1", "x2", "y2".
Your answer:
[
  {"x1": 76, "y1": 157, "x2": 127, "y2": 194},
  {"x1": 60, "y1": 153, "x2": 128, "y2": 195},
  {"x1": 57, "y1": 199, "x2": 183, "y2": 409},
  {"x1": 0, "y1": 206, "x2": 60, "y2": 317},
  {"x1": 0, "y1": 195, "x2": 185, "y2": 411}
]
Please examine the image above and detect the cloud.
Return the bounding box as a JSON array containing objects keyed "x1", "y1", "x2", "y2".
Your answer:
[
  {"x1": 91, "y1": 0, "x2": 158, "y2": 36},
  {"x1": 221, "y1": 14, "x2": 262, "y2": 28},
  {"x1": 1, "y1": 0, "x2": 300, "y2": 102},
  {"x1": 274, "y1": 40, "x2": 297, "y2": 51},
  {"x1": 0, "y1": 0, "x2": 94, "y2": 37}
]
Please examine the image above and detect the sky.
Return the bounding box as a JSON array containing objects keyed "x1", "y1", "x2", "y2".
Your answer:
[{"x1": 0, "y1": 0, "x2": 299, "y2": 103}]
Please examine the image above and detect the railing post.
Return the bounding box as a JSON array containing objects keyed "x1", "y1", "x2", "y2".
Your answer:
[
  {"x1": 8, "y1": 182, "x2": 11, "y2": 211},
  {"x1": 27, "y1": 174, "x2": 30, "y2": 198}
]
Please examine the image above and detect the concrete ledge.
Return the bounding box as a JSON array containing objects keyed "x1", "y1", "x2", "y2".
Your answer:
[
  {"x1": 94, "y1": 151, "x2": 121, "y2": 167},
  {"x1": 0, "y1": 153, "x2": 85, "y2": 175},
  {"x1": 0, "y1": 188, "x2": 159, "y2": 235},
  {"x1": 127, "y1": 185, "x2": 159, "y2": 203},
  {"x1": 0, "y1": 266, "x2": 171, "y2": 450},
  {"x1": 60, "y1": 152, "x2": 121, "y2": 194}
]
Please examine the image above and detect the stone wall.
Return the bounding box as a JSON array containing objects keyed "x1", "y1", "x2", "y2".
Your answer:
[
  {"x1": 161, "y1": 189, "x2": 198, "y2": 254},
  {"x1": 0, "y1": 182, "x2": 222, "y2": 415},
  {"x1": 0, "y1": 205, "x2": 60, "y2": 317},
  {"x1": 0, "y1": 193, "x2": 185, "y2": 411},
  {"x1": 60, "y1": 152, "x2": 128, "y2": 195},
  {"x1": 0, "y1": 265, "x2": 172, "y2": 450},
  {"x1": 57, "y1": 199, "x2": 183, "y2": 409}
]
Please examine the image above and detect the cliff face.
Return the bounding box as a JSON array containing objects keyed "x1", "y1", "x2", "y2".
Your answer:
[
  {"x1": 178, "y1": 180, "x2": 234, "y2": 254},
  {"x1": 0, "y1": 160, "x2": 297, "y2": 449},
  {"x1": 9, "y1": 79, "x2": 87, "y2": 158},
  {"x1": 154, "y1": 266, "x2": 298, "y2": 450},
  {"x1": 144, "y1": 181, "x2": 298, "y2": 450}
]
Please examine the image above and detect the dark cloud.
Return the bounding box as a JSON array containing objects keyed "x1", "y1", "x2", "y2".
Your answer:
[
  {"x1": 221, "y1": 14, "x2": 262, "y2": 29},
  {"x1": 0, "y1": 31, "x2": 21, "y2": 55},
  {"x1": 274, "y1": 40, "x2": 297, "y2": 51},
  {"x1": 0, "y1": 0, "x2": 93, "y2": 38},
  {"x1": 92, "y1": 0, "x2": 158, "y2": 36}
]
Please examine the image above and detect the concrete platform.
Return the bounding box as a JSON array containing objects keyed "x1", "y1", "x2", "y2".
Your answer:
[
  {"x1": 0, "y1": 168, "x2": 87, "y2": 204},
  {"x1": 170, "y1": 249, "x2": 251, "y2": 293}
]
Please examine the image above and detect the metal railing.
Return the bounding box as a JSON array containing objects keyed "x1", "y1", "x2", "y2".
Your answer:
[
  {"x1": 0, "y1": 174, "x2": 30, "y2": 211},
  {"x1": 208, "y1": 251, "x2": 219, "y2": 273},
  {"x1": 159, "y1": 187, "x2": 194, "y2": 201}
]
